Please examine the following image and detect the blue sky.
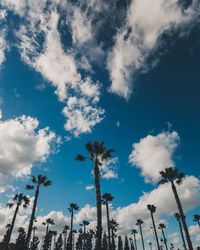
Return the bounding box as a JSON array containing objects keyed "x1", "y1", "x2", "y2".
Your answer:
[{"x1": 0, "y1": 0, "x2": 200, "y2": 248}]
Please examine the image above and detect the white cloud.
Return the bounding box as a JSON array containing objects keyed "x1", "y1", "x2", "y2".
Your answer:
[
  {"x1": 107, "y1": 0, "x2": 200, "y2": 98},
  {"x1": 100, "y1": 157, "x2": 119, "y2": 180},
  {"x1": 129, "y1": 131, "x2": 179, "y2": 183},
  {"x1": 0, "y1": 8, "x2": 7, "y2": 65},
  {"x1": 85, "y1": 185, "x2": 94, "y2": 191},
  {"x1": 16, "y1": 6, "x2": 105, "y2": 136},
  {"x1": 0, "y1": 115, "x2": 60, "y2": 192}
]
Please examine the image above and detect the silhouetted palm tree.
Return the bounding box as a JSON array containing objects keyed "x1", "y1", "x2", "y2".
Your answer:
[
  {"x1": 193, "y1": 214, "x2": 200, "y2": 228},
  {"x1": 5, "y1": 193, "x2": 30, "y2": 247},
  {"x1": 159, "y1": 167, "x2": 193, "y2": 250},
  {"x1": 148, "y1": 242, "x2": 152, "y2": 250},
  {"x1": 109, "y1": 219, "x2": 119, "y2": 250},
  {"x1": 26, "y1": 175, "x2": 52, "y2": 248},
  {"x1": 63, "y1": 225, "x2": 70, "y2": 250},
  {"x1": 174, "y1": 213, "x2": 186, "y2": 250},
  {"x1": 68, "y1": 203, "x2": 79, "y2": 250},
  {"x1": 131, "y1": 229, "x2": 138, "y2": 250},
  {"x1": 102, "y1": 192, "x2": 114, "y2": 250},
  {"x1": 147, "y1": 204, "x2": 160, "y2": 250},
  {"x1": 136, "y1": 219, "x2": 145, "y2": 250},
  {"x1": 75, "y1": 141, "x2": 114, "y2": 250},
  {"x1": 158, "y1": 223, "x2": 168, "y2": 250},
  {"x1": 42, "y1": 218, "x2": 55, "y2": 234},
  {"x1": 80, "y1": 220, "x2": 90, "y2": 248}
]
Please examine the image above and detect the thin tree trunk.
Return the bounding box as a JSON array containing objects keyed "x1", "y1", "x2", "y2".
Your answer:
[
  {"x1": 177, "y1": 218, "x2": 187, "y2": 250},
  {"x1": 106, "y1": 201, "x2": 111, "y2": 250},
  {"x1": 26, "y1": 184, "x2": 40, "y2": 248},
  {"x1": 133, "y1": 234, "x2": 137, "y2": 250},
  {"x1": 70, "y1": 210, "x2": 74, "y2": 250},
  {"x1": 171, "y1": 181, "x2": 193, "y2": 250},
  {"x1": 161, "y1": 228, "x2": 168, "y2": 250},
  {"x1": 150, "y1": 213, "x2": 160, "y2": 250},
  {"x1": 139, "y1": 225, "x2": 145, "y2": 250},
  {"x1": 94, "y1": 161, "x2": 102, "y2": 250},
  {"x1": 6, "y1": 203, "x2": 19, "y2": 246},
  {"x1": 83, "y1": 224, "x2": 86, "y2": 248}
]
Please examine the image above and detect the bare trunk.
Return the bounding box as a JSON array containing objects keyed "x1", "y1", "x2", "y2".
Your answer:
[
  {"x1": 94, "y1": 161, "x2": 102, "y2": 250},
  {"x1": 171, "y1": 181, "x2": 193, "y2": 250},
  {"x1": 69, "y1": 210, "x2": 74, "y2": 250},
  {"x1": 178, "y1": 218, "x2": 187, "y2": 250},
  {"x1": 106, "y1": 202, "x2": 111, "y2": 250},
  {"x1": 26, "y1": 184, "x2": 40, "y2": 248},
  {"x1": 161, "y1": 228, "x2": 168, "y2": 250},
  {"x1": 150, "y1": 212, "x2": 160, "y2": 250},
  {"x1": 6, "y1": 203, "x2": 19, "y2": 246},
  {"x1": 139, "y1": 225, "x2": 145, "y2": 250},
  {"x1": 133, "y1": 234, "x2": 137, "y2": 250}
]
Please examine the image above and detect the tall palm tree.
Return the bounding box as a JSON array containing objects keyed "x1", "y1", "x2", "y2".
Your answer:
[
  {"x1": 5, "y1": 193, "x2": 30, "y2": 247},
  {"x1": 80, "y1": 220, "x2": 90, "y2": 248},
  {"x1": 174, "y1": 213, "x2": 187, "y2": 250},
  {"x1": 75, "y1": 141, "x2": 114, "y2": 250},
  {"x1": 131, "y1": 229, "x2": 138, "y2": 250},
  {"x1": 63, "y1": 225, "x2": 70, "y2": 250},
  {"x1": 158, "y1": 223, "x2": 168, "y2": 250},
  {"x1": 109, "y1": 219, "x2": 119, "y2": 250},
  {"x1": 102, "y1": 192, "x2": 114, "y2": 250},
  {"x1": 68, "y1": 203, "x2": 79, "y2": 250},
  {"x1": 159, "y1": 168, "x2": 193, "y2": 250},
  {"x1": 26, "y1": 175, "x2": 52, "y2": 248},
  {"x1": 147, "y1": 204, "x2": 160, "y2": 250},
  {"x1": 42, "y1": 218, "x2": 55, "y2": 234},
  {"x1": 193, "y1": 214, "x2": 200, "y2": 228},
  {"x1": 136, "y1": 219, "x2": 145, "y2": 250}
]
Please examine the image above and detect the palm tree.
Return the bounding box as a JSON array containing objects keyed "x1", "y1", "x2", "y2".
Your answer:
[
  {"x1": 63, "y1": 225, "x2": 70, "y2": 250},
  {"x1": 159, "y1": 168, "x2": 193, "y2": 250},
  {"x1": 102, "y1": 193, "x2": 114, "y2": 250},
  {"x1": 80, "y1": 220, "x2": 90, "y2": 248},
  {"x1": 75, "y1": 141, "x2": 114, "y2": 250},
  {"x1": 26, "y1": 175, "x2": 52, "y2": 248},
  {"x1": 131, "y1": 229, "x2": 138, "y2": 250},
  {"x1": 148, "y1": 242, "x2": 153, "y2": 250},
  {"x1": 5, "y1": 193, "x2": 30, "y2": 247},
  {"x1": 174, "y1": 213, "x2": 187, "y2": 250},
  {"x1": 68, "y1": 203, "x2": 79, "y2": 250},
  {"x1": 109, "y1": 219, "x2": 119, "y2": 250},
  {"x1": 193, "y1": 214, "x2": 200, "y2": 228},
  {"x1": 42, "y1": 218, "x2": 55, "y2": 234},
  {"x1": 158, "y1": 223, "x2": 168, "y2": 250},
  {"x1": 147, "y1": 204, "x2": 160, "y2": 250},
  {"x1": 136, "y1": 219, "x2": 145, "y2": 250}
]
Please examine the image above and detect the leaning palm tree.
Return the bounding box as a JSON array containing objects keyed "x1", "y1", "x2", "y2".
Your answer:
[
  {"x1": 75, "y1": 141, "x2": 114, "y2": 250},
  {"x1": 42, "y1": 218, "x2": 55, "y2": 234},
  {"x1": 109, "y1": 219, "x2": 119, "y2": 250},
  {"x1": 131, "y1": 229, "x2": 138, "y2": 250},
  {"x1": 102, "y1": 193, "x2": 114, "y2": 250},
  {"x1": 159, "y1": 167, "x2": 193, "y2": 250},
  {"x1": 158, "y1": 223, "x2": 168, "y2": 250},
  {"x1": 26, "y1": 175, "x2": 52, "y2": 248},
  {"x1": 193, "y1": 214, "x2": 200, "y2": 228},
  {"x1": 136, "y1": 219, "x2": 145, "y2": 250},
  {"x1": 5, "y1": 193, "x2": 30, "y2": 247},
  {"x1": 174, "y1": 213, "x2": 187, "y2": 250},
  {"x1": 147, "y1": 204, "x2": 160, "y2": 250},
  {"x1": 80, "y1": 220, "x2": 90, "y2": 248},
  {"x1": 68, "y1": 203, "x2": 79, "y2": 250}
]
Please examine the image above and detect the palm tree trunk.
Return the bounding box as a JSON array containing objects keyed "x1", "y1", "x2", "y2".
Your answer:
[
  {"x1": 111, "y1": 230, "x2": 115, "y2": 250},
  {"x1": 177, "y1": 218, "x2": 187, "y2": 250},
  {"x1": 83, "y1": 224, "x2": 86, "y2": 248},
  {"x1": 139, "y1": 225, "x2": 145, "y2": 250},
  {"x1": 171, "y1": 181, "x2": 193, "y2": 250},
  {"x1": 106, "y1": 201, "x2": 111, "y2": 250},
  {"x1": 70, "y1": 210, "x2": 74, "y2": 250},
  {"x1": 26, "y1": 184, "x2": 40, "y2": 248},
  {"x1": 94, "y1": 162, "x2": 102, "y2": 250},
  {"x1": 150, "y1": 213, "x2": 160, "y2": 250},
  {"x1": 133, "y1": 234, "x2": 137, "y2": 250},
  {"x1": 6, "y1": 203, "x2": 20, "y2": 246},
  {"x1": 161, "y1": 228, "x2": 168, "y2": 250}
]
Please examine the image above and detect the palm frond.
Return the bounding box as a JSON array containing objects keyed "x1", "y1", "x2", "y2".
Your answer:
[
  {"x1": 75, "y1": 154, "x2": 86, "y2": 161},
  {"x1": 26, "y1": 184, "x2": 34, "y2": 190}
]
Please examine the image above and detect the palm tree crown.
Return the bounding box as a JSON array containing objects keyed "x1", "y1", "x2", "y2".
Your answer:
[{"x1": 158, "y1": 167, "x2": 185, "y2": 185}]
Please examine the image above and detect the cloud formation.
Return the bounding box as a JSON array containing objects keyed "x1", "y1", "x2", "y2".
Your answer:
[
  {"x1": 0, "y1": 115, "x2": 59, "y2": 192},
  {"x1": 129, "y1": 131, "x2": 179, "y2": 183},
  {"x1": 107, "y1": 0, "x2": 200, "y2": 98}
]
